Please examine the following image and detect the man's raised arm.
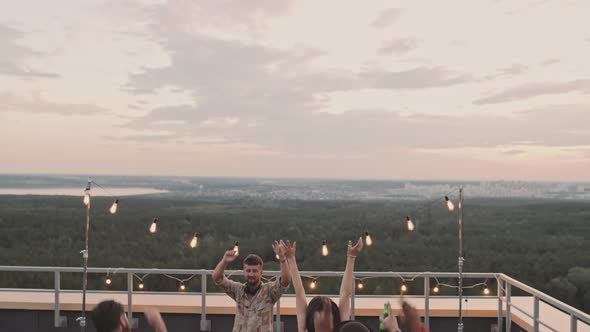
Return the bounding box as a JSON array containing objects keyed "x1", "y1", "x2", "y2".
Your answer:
[{"x1": 213, "y1": 250, "x2": 238, "y2": 284}]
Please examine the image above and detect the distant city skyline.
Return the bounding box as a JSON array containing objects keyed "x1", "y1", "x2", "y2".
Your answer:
[{"x1": 1, "y1": 1, "x2": 589, "y2": 180}]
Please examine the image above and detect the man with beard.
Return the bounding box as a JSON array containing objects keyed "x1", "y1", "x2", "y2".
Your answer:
[
  {"x1": 91, "y1": 300, "x2": 167, "y2": 332},
  {"x1": 213, "y1": 243, "x2": 291, "y2": 332}
]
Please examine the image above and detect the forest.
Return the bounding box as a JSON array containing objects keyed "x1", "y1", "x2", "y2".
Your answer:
[{"x1": 0, "y1": 194, "x2": 588, "y2": 313}]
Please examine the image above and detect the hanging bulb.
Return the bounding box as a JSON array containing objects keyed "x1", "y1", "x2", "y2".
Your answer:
[
  {"x1": 233, "y1": 241, "x2": 239, "y2": 255},
  {"x1": 406, "y1": 216, "x2": 415, "y2": 231},
  {"x1": 105, "y1": 275, "x2": 112, "y2": 286},
  {"x1": 400, "y1": 282, "x2": 407, "y2": 293},
  {"x1": 138, "y1": 282, "x2": 144, "y2": 290},
  {"x1": 179, "y1": 282, "x2": 186, "y2": 291},
  {"x1": 309, "y1": 280, "x2": 317, "y2": 290},
  {"x1": 321, "y1": 240, "x2": 329, "y2": 256},
  {"x1": 276, "y1": 253, "x2": 280, "y2": 260},
  {"x1": 190, "y1": 232, "x2": 199, "y2": 248},
  {"x1": 149, "y1": 218, "x2": 158, "y2": 233},
  {"x1": 483, "y1": 285, "x2": 490, "y2": 295},
  {"x1": 365, "y1": 231, "x2": 373, "y2": 246},
  {"x1": 357, "y1": 280, "x2": 364, "y2": 290},
  {"x1": 83, "y1": 192, "x2": 91, "y2": 206},
  {"x1": 109, "y1": 199, "x2": 119, "y2": 214},
  {"x1": 433, "y1": 285, "x2": 440, "y2": 294},
  {"x1": 445, "y1": 196, "x2": 455, "y2": 211}
]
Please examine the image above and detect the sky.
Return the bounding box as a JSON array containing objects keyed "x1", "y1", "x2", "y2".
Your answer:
[{"x1": 1, "y1": 0, "x2": 589, "y2": 181}]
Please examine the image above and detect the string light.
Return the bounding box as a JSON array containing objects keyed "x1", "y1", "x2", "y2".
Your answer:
[
  {"x1": 357, "y1": 280, "x2": 364, "y2": 290},
  {"x1": 190, "y1": 232, "x2": 199, "y2": 248},
  {"x1": 400, "y1": 282, "x2": 408, "y2": 293},
  {"x1": 445, "y1": 196, "x2": 455, "y2": 211},
  {"x1": 179, "y1": 282, "x2": 186, "y2": 291},
  {"x1": 276, "y1": 253, "x2": 280, "y2": 260},
  {"x1": 105, "y1": 275, "x2": 112, "y2": 286},
  {"x1": 364, "y1": 231, "x2": 373, "y2": 246},
  {"x1": 406, "y1": 216, "x2": 415, "y2": 231},
  {"x1": 483, "y1": 285, "x2": 490, "y2": 295},
  {"x1": 233, "y1": 241, "x2": 239, "y2": 255},
  {"x1": 109, "y1": 199, "x2": 119, "y2": 214},
  {"x1": 433, "y1": 284, "x2": 440, "y2": 294},
  {"x1": 138, "y1": 281, "x2": 144, "y2": 290},
  {"x1": 321, "y1": 240, "x2": 329, "y2": 256},
  {"x1": 309, "y1": 279, "x2": 317, "y2": 290},
  {"x1": 83, "y1": 192, "x2": 91, "y2": 206},
  {"x1": 149, "y1": 218, "x2": 158, "y2": 233}
]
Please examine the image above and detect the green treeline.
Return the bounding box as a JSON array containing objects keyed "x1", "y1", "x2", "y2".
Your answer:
[{"x1": 0, "y1": 195, "x2": 588, "y2": 313}]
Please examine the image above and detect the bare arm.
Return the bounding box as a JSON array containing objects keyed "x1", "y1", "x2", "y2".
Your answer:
[
  {"x1": 284, "y1": 241, "x2": 307, "y2": 332},
  {"x1": 273, "y1": 241, "x2": 292, "y2": 287},
  {"x1": 339, "y1": 237, "x2": 363, "y2": 320},
  {"x1": 143, "y1": 308, "x2": 168, "y2": 332},
  {"x1": 212, "y1": 250, "x2": 238, "y2": 284}
]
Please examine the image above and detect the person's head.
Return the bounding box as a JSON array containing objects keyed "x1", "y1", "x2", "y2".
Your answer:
[
  {"x1": 91, "y1": 300, "x2": 130, "y2": 332},
  {"x1": 305, "y1": 296, "x2": 341, "y2": 332},
  {"x1": 334, "y1": 320, "x2": 372, "y2": 332},
  {"x1": 243, "y1": 254, "x2": 263, "y2": 288}
]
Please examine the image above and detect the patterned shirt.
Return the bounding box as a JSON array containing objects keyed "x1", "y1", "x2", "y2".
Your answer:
[{"x1": 216, "y1": 276, "x2": 289, "y2": 332}]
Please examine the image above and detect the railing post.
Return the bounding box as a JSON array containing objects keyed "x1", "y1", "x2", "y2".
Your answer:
[
  {"x1": 54, "y1": 271, "x2": 67, "y2": 327},
  {"x1": 200, "y1": 271, "x2": 211, "y2": 331},
  {"x1": 351, "y1": 278, "x2": 356, "y2": 320},
  {"x1": 571, "y1": 314, "x2": 577, "y2": 332},
  {"x1": 497, "y1": 279, "x2": 503, "y2": 332},
  {"x1": 424, "y1": 275, "x2": 430, "y2": 329},
  {"x1": 506, "y1": 282, "x2": 511, "y2": 332},
  {"x1": 127, "y1": 272, "x2": 138, "y2": 328},
  {"x1": 534, "y1": 296, "x2": 539, "y2": 332},
  {"x1": 275, "y1": 298, "x2": 283, "y2": 332}
]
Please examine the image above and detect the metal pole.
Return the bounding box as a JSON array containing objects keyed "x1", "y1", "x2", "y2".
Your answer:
[
  {"x1": 497, "y1": 279, "x2": 503, "y2": 332},
  {"x1": 79, "y1": 200, "x2": 90, "y2": 332},
  {"x1": 506, "y1": 283, "x2": 511, "y2": 332},
  {"x1": 457, "y1": 186, "x2": 464, "y2": 332},
  {"x1": 54, "y1": 271, "x2": 61, "y2": 327},
  {"x1": 351, "y1": 278, "x2": 356, "y2": 320},
  {"x1": 424, "y1": 275, "x2": 430, "y2": 329},
  {"x1": 571, "y1": 314, "x2": 577, "y2": 332},
  {"x1": 127, "y1": 272, "x2": 133, "y2": 322},
  {"x1": 200, "y1": 272, "x2": 211, "y2": 331},
  {"x1": 534, "y1": 296, "x2": 539, "y2": 332},
  {"x1": 275, "y1": 298, "x2": 282, "y2": 332}
]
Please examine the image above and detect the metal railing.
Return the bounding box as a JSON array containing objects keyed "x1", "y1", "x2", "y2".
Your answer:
[{"x1": 0, "y1": 266, "x2": 589, "y2": 332}]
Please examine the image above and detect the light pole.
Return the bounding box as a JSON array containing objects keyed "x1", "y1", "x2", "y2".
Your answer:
[
  {"x1": 457, "y1": 186, "x2": 464, "y2": 332},
  {"x1": 78, "y1": 179, "x2": 118, "y2": 331}
]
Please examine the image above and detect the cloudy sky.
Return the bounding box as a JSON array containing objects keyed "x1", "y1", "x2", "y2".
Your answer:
[{"x1": 1, "y1": 0, "x2": 589, "y2": 180}]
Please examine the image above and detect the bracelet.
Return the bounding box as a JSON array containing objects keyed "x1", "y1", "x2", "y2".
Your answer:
[
  {"x1": 279, "y1": 259, "x2": 286, "y2": 263},
  {"x1": 347, "y1": 254, "x2": 357, "y2": 258}
]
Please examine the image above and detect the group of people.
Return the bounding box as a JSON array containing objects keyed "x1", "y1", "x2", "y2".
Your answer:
[{"x1": 90, "y1": 238, "x2": 429, "y2": 332}]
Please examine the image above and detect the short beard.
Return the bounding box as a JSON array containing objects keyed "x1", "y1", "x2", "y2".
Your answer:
[{"x1": 244, "y1": 280, "x2": 261, "y2": 294}]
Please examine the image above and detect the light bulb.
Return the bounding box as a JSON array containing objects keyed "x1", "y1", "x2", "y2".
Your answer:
[
  {"x1": 357, "y1": 280, "x2": 364, "y2": 290},
  {"x1": 365, "y1": 231, "x2": 373, "y2": 246},
  {"x1": 445, "y1": 196, "x2": 455, "y2": 211},
  {"x1": 233, "y1": 241, "x2": 239, "y2": 255},
  {"x1": 321, "y1": 240, "x2": 329, "y2": 256},
  {"x1": 190, "y1": 233, "x2": 198, "y2": 248},
  {"x1": 276, "y1": 254, "x2": 280, "y2": 260},
  {"x1": 180, "y1": 283, "x2": 186, "y2": 291},
  {"x1": 406, "y1": 216, "x2": 415, "y2": 231},
  {"x1": 149, "y1": 218, "x2": 158, "y2": 233},
  {"x1": 401, "y1": 283, "x2": 407, "y2": 293},
  {"x1": 483, "y1": 285, "x2": 490, "y2": 295},
  {"x1": 83, "y1": 192, "x2": 91, "y2": 206},
  {"x1": 138, "y1": 282, "x2": 144, "y2": 290},
  {"x1": 310, "y1": 280, "x2": 317, "y2": 290},
  {"x1": 109, "y1": 199, "x2": 119, "y2": 214},
  {"x1": 105, "y1": 276, "x2": 112, "y2": 285},
  {"x1": 433, "y1": 285, "x2": 440, "y2": 294}
]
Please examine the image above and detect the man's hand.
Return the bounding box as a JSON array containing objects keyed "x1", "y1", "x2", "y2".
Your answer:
[
  {"x1": 347, "y1": 237, "x2": 363, "y2": 257},
  {"x1": 379, "y1": 302, "x2": 400, "y2": 332},
  {"x1": 223, "y1": 249, "x2": 238, "y2": 264},
  {"x1": 272, "y1": 240, "x2": 287, "y2": 261},
  {"x1": 283, "y1": 240, "x2": 296, "y2": 259}
]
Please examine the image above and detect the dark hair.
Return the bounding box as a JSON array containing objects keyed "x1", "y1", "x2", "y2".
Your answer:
[
  {"x1": 91, "y1": 300, "x2": 124, "y2": 332},
  {"x1": 334, "y1": 320, "x2": 373, "y2": 332},
  {"x1": 243, "y1": 254, "x2": 263, "y2": 267},
  {"x1": 305, "y1": 296, "x2": 341, "y2": 332}
]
